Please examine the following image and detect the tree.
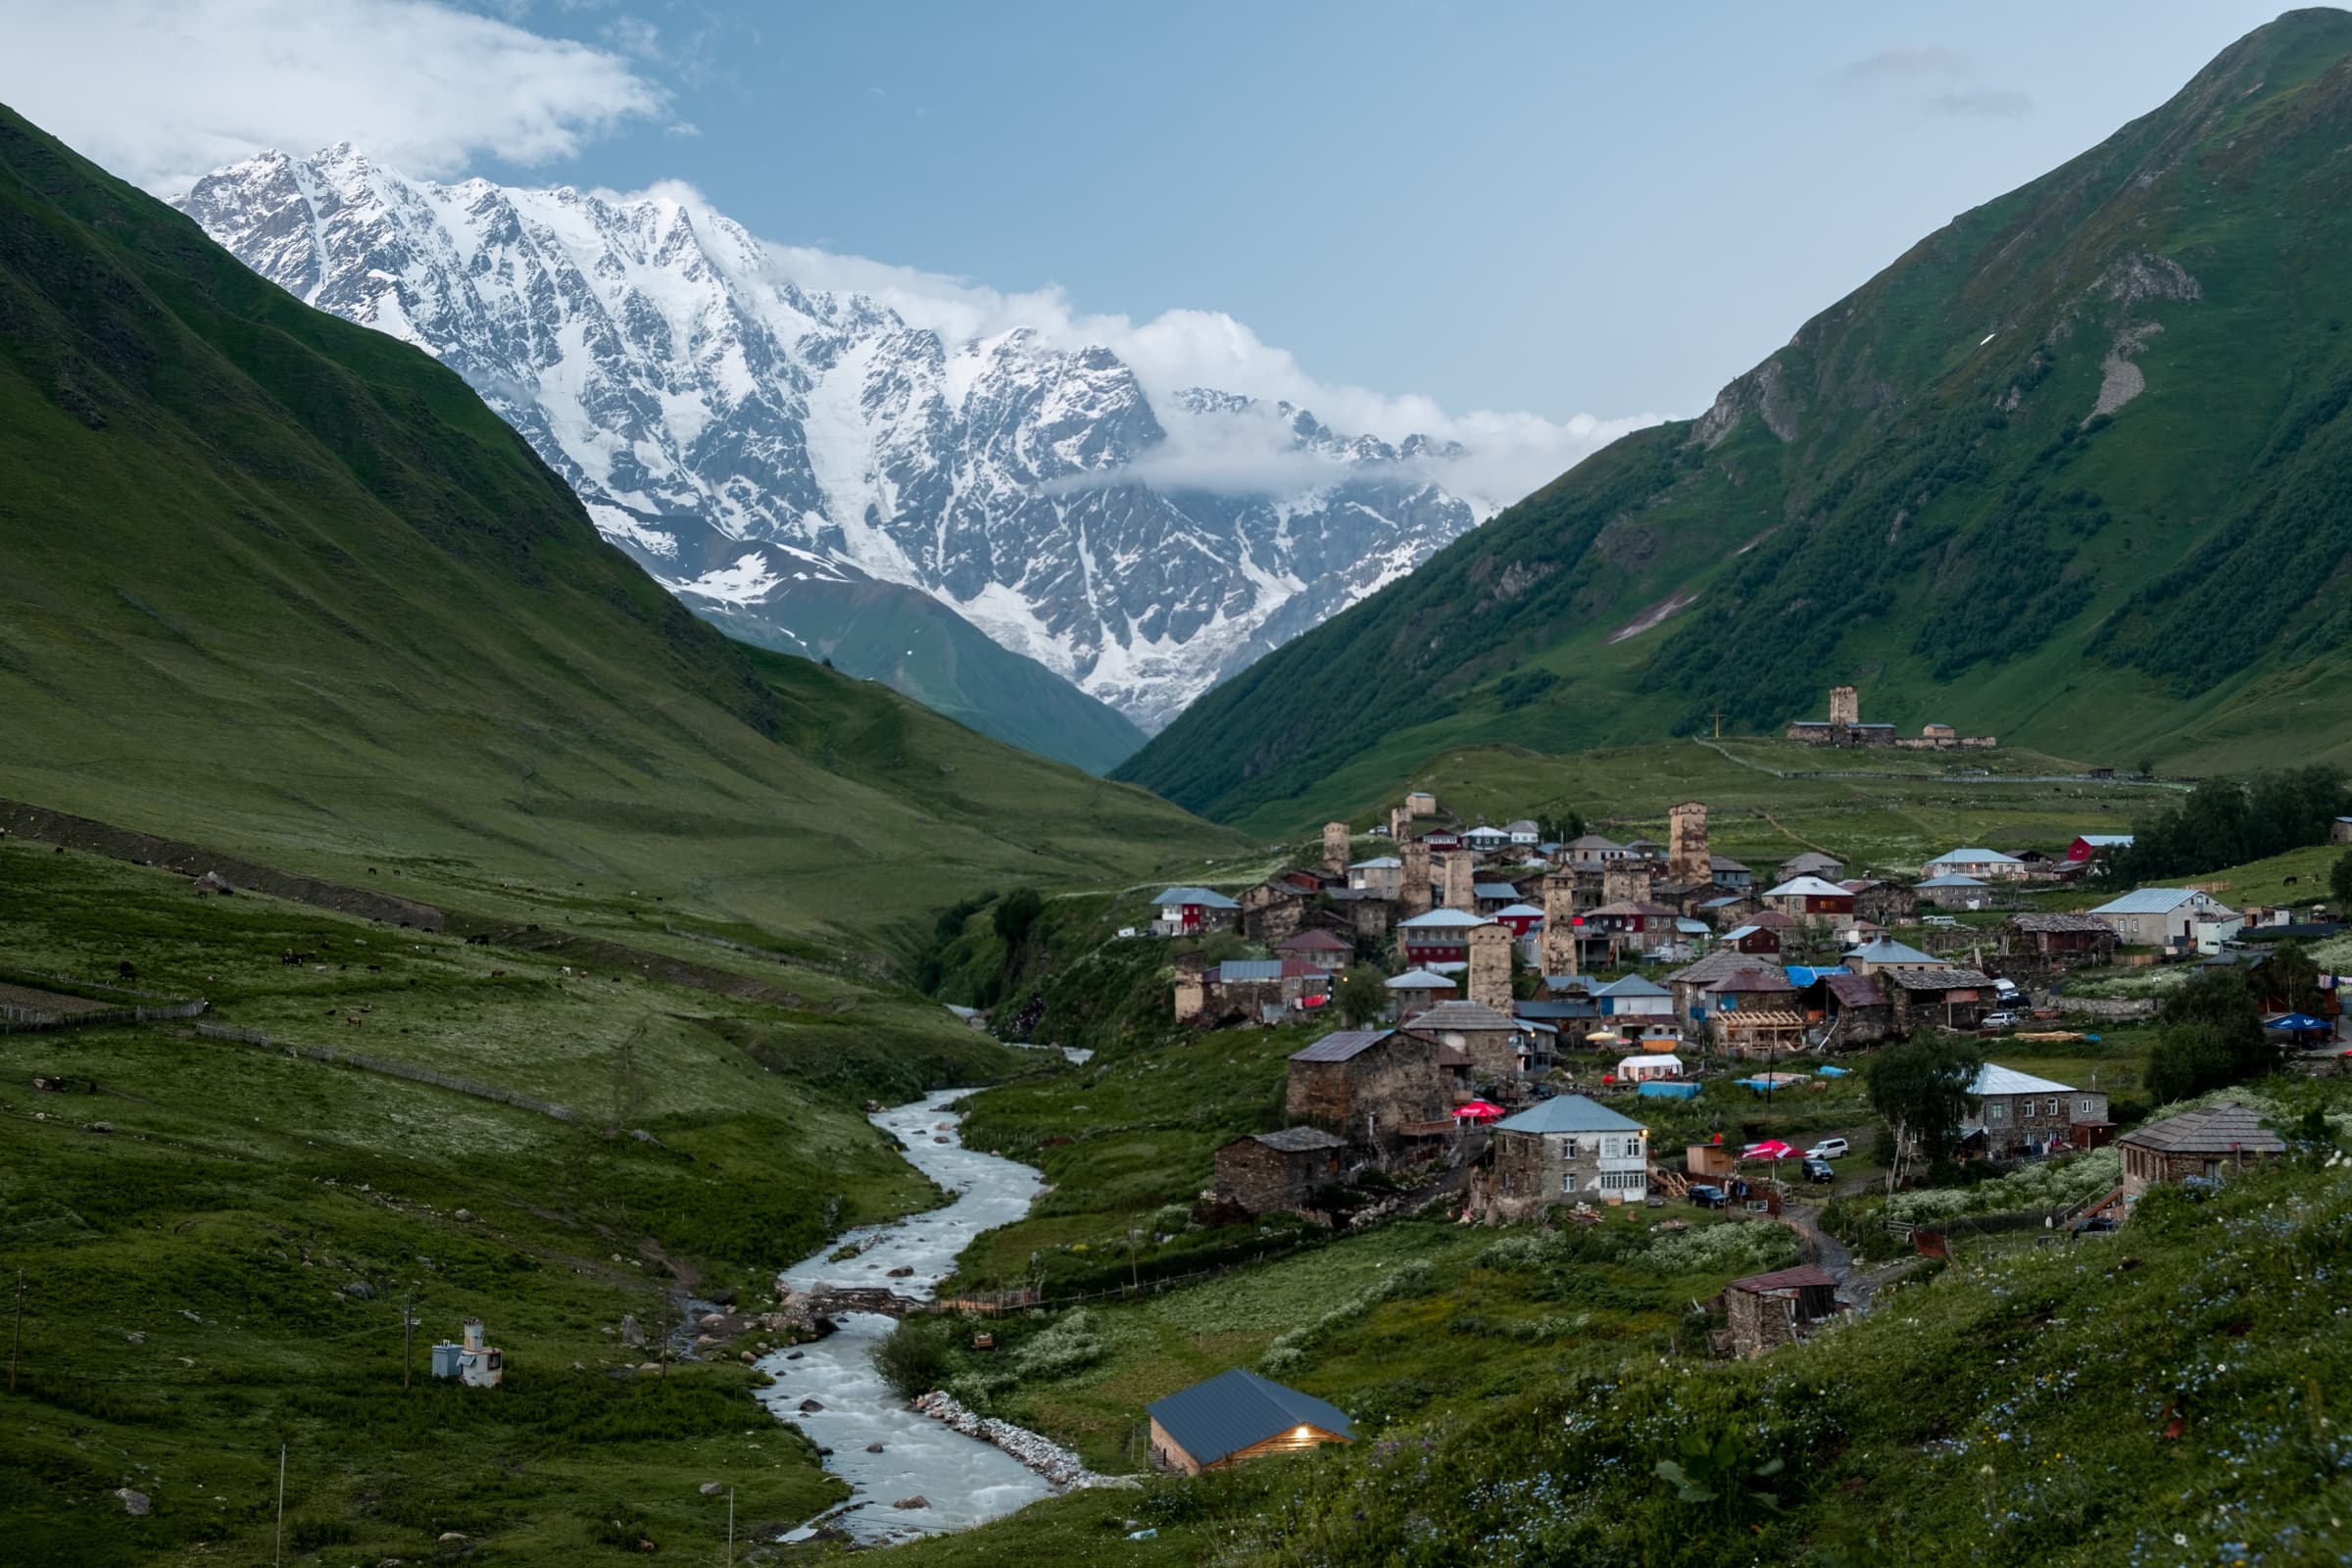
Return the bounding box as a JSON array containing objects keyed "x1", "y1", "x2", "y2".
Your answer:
[
  {"x1": 2156, "y1": 966, "x2": 2269, "y2": 1084},
  {"x1": 1335, "y1": 963, "x2": 1387, "y2": 1027},
  {"x1": 2331, "y1": 850, "x2": 2352, "y2": 912},
  {"x1": 2253, "y1": 938, "x2": 2323, "y2": 1018},
  {"x1": 2147, "y1": 1022, "x2": 2237, "y2": 1104},
  {"x1": 1865, "y1": 1034, "x2": 1984, "y2": 1183}
]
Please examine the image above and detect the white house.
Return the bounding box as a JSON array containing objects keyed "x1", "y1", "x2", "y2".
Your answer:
[
  {"x1": 1506, "y1": 818, "x2": 1543, "y2": 846},
  {"x1": 1923, "y1": 848, "x2": 2028, "y2": 882},
  {"x1": 2087, "y1": 888, "x2": 2237, "y2": 949},
  {"x1": 1463, "y1": 824, "x2": 1512, "y2": 853}
]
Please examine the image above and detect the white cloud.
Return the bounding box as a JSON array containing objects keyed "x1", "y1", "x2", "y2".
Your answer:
[
  {"x1": 706, "y1": 210, "x2": 1657, "y2": 507},
  {"x1": 1, "y1": 0, "x2": 664, "y2": 195}
]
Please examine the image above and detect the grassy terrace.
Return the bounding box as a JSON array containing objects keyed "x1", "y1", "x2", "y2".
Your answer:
[{"x1": 0, "y1": 839, "x2": 1029, "y2": 1564}]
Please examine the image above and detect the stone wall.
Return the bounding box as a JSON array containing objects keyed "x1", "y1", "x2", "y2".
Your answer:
[{"x1": 1214, "y1": 1139, "x2": 1337, "y2": 1213}]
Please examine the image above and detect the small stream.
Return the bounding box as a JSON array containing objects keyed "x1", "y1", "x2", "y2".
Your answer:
[{"x1": 757, "y1": 1090, "x2": 1054, "y2": 1544}]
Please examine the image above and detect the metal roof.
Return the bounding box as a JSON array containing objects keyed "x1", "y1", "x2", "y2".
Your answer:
[
  {"x1": 1473, "y1": 882, "x2": 1521, "y2": 898},
  {"x1": 1967, "y1": 1063, "x2": 2078, "y2": 1097},
  {"x1": 1399, "y1": 1000, "x2": 1520, "y2": 1032},
  {"x1": 1592, "y1": 975, "x2": 1671, "y2": 998},
  {"x1": 1515, "y1": 999, "x2": 1599, "y2": 1020},
  {"x1": 1147, "y1": 1369, "x2": 1354, "y2": 1467},
  {"x1": 1153, "y1": 886, "x2": 1240, "y2": 909},
  {"x1": 1288, "y1": 1029, "x2": 1394, "y2": 1063},
  {"x1": 1214, "y1": 959, "x2": 1328, "y2": 983},
  {"x1": 1248, "y1": 1127, "x2": 1346, "y2": 1153},
  {"x1": 1348, "y1": 856, "x2": 1402, "y2": 870},
  {"x1": 1847, "y1": 937, "x2": 1937, "y2": 964},
  {"x1": 1494, "y1": 903, "x2": 1546, "y2": 919},
  {"x1": 1927, "y1": 849, "x2": 2023, "y2": 865},
  {"x1": 2075, "y1": 834, "x2": 2135, "y2": 847},
  {"x1": 1494, "y1": 1095, "x2": 1645, "y2": 1135},
  {"x1": 1384, "y1": 969, "x2": 1458, "y2": 990},
  {"x1": 2091, "y1": 888, "x2": 2222, "y2": 915},
  {"x1": 1915, "y1": 873, "x2": 1987, "y2": 888},
  {"x1": 1764, "y1": 875, "x2": 1851, "y2": 899},
  {"x1": 1397, "y1": 908, "x2": 1488, "y2": 929}
]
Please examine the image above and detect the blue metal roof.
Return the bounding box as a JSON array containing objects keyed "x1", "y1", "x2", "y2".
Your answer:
[
  {"x1": 1153, "y1": 886, "x2": 1240, "y2": 909},
  {"x1": 1147, "y1": 1369, "x2": 1354, "y2": 1466},
  {"x1": 1494, "y1": 1095, "x2": 1644, "y2": 1135}
]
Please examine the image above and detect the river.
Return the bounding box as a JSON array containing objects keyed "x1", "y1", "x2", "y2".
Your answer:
[{"x1": 757, "y1": 1089, "x2": 1054, "y2": 1544}]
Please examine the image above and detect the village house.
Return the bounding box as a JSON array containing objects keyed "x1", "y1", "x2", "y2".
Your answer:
[
  {"x1": 1778, "y1": 851, "x2": 1845, "y2": 882},
  {"x1": 1492, "y1": 902, "x2": 1546, "y2": 938},
  {"x1": 1172, "y1": 956, "x2": 1333, "y2": 1024},
  {"x1": 1403, "y1": 790, "x2": 1440, "y2": 817},
  {"x1": 1761, "y1": 875, "x2": 1855, "y2": 923},
  {"x1": 1148, "y1": 1369, "x2": 1354, "y2": 1475},
  {"x1": 1397, "y1": 998, "x2": 1529, "y2": 1081},
  {"x1": 1719, "y1": 921, "x2": 1783, "y2": 956},
  {"x1": 1474, "y1": 1096, "x2": 1649, "y2": 1221},
  {"x1": 1277, "y1": 928, "x2": 1355, "y2": 964},
  {"x1": 1831, "y1": 917, "x2": 1886, "y2": 949},
  {"x1": 1347, "y1": 856, "x2": 1404, "y2": 898},
  {"x1": 2068, "y1": 833, "x2": 2135, "y2": 863},
  {"x1": 1463, "y1": 824, "x2": 1512, "y2": 854},
  {"x1": 1583, "y1": 899, "x2": 1683, "y2": 957},
  {"x1": 1212, "y1": 1127, "x2": 1347, "y2": 1216},
  {"x1": 1561, "y1": 833, "x2": 1633, "y2": 870},
  {"x1": 1698, "y1": 893, "x2": 1762, "y2": 929},
  {"x1": 1916, "y1": 873, "x2": 1991, "y2": 911},
  {"x1": 1841, "y1": 878, "x2": 1918, "y2": 927},
  {"x1": 1152, "y1": 886, "x2": 1241, "y2": 937},
  {"x1": 2087, "y1": 887, "x2": 2238, "y2": 950},
  {"x1": 1592, "y1": 974, "x2": 1676, "y2": 1023},
  {"x1": 1705, "y1": 964, "x2": 1809, "y2": 1058},
  {"x1": 2118, "y1": 1102, "x2": 2285, "y2": 1199},
  {"x1": 1667, "y1": 947, "x2": 1785, "y2": 1034},
  {"x1": 1285, "y1": 1029, "x2": 1451, "y2": 1152},
  {"x1": 2192, "y1": 906, "x2": 2247, "y2": 955},
  {"x1": 1396, "y1": 907, "x2": 1489, "y2": 969},
  {"x1": 1473, "y1": 879, "x2": 1524, "y2": 914},
  {"x1": 1719, "y1": 1264, "x2": 1840, "y2": 1358},
  {"x1": 1383, "y1": 968, "x2": 1457, "y2": 1020},
  {"x1": 1507, "y1": 818, "x2": 1543, "y2": 846},
  {"x1": 2333, "y1": 815, "x2": 2352, "y2": 846},
  {"x1": 1707, "y1": 854, "x2": 1755, "y2": 891},
  {"x1": 1922, "y1": 848, "x2": 2028, "y2": 882},
  {"x1": 1843, "y1": 936, "x2": 1945, "y2": 976},
  {"x1": 1965, "y1": 1064, "x2": 2109, "y2": 1160},
  {"x1": 1883, "y1": 965, "x2": 1996, "y2": 1035},
  {"x1": 1242, "y1": 875, "x2": 1326, "y2": 944},
  {"x1": 1816, "y1": 970, "x2": 1897, "y2": 1047},
  {"x1": 1418, "y1": 827, "x2": 1463, "y2": 853},
  {"x1": 2003, "y1": 912, "x2": 2120, "y2": 965}
]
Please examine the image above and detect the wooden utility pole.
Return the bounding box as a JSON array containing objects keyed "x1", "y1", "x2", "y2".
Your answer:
[
  {"x1": 275, "y1": 1444, "x2": 287, "y2": 1566},
  {"x1": 403, "y1": 1292, "x2": 414, "y2": 1389},
  {"x1": 727, "y1": 1488, "x2": 736, "y2": 1566},
  {"x1": 1709, "y1": 711, "x2": 1725, "y2": 739},
  {"x1": 10, "y1": 1270, "x2": 22, "y2": 1392}
]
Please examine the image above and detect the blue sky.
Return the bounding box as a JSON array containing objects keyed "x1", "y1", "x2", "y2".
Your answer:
[{"x1": 8, "y1": 0, "x2": 2301, "y2": 429}]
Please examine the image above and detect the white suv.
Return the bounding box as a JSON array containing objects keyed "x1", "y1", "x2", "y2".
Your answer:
[
  {"x1": 1805, "y1": 1137, "x2": 1850, "y2": 1160},
  {"x1": 1982, "y1": 1009, "x2": 2021, "y2": 1029}
]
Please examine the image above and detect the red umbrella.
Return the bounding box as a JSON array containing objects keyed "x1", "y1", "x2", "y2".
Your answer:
[
  {"x1": 1741, "y1": 1139, "x2": 1796, "y2": 1160},
  {"x1": 1453, "y1": 1101, "x2": 1506, "y2": 1122}
]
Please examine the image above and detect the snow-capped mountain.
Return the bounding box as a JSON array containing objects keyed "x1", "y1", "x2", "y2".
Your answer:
[{"x1": 178, "y1": 146, "x2": 1488, "y2": 731}]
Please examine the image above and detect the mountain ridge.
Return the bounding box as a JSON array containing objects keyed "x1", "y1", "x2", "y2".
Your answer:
[
  {"x1": 1117, "y1": 8, "x2": 2352, "y2": 829},
  {"x1": 177, "y1": 147, "x2": 1498, "y2": 743}
]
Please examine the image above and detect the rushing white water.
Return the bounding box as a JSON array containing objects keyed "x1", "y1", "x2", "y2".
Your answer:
[{"x1": 757, "y1": 1090, "x2": 1054, "y2": 1544}]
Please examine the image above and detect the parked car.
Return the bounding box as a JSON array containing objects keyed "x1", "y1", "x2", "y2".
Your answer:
[
  {"x1": 1805, "y1": 1137, "x2": 1850, "y2": 1160},
  {"x1": 1983, "y1": 1010, "x2": 2022, "y2": 1029},
  {"x1": 1688, "y1": 1184, "x2": 1728, "y2": 1208},
  {"x1": 1801, "y1": 1157, "x2": 1836, "y2": 1185}
]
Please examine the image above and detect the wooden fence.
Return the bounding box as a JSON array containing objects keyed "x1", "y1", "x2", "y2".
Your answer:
[
  {"x1": 193, "y1": 1022, "x2": 582, "y2": 1123},
  {"x1": 1, "y1": 999, "x2": 209, "y2": 1033}
]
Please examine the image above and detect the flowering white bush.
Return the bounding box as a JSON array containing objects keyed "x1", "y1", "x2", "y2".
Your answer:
[
  {"x1": 1889, "y1": 1148, "x2": 2122, "y2": 1222},
  {"x1": 1011, "y1": 1307, "x2": 1105, "y2": 1379},
  {"x1": 1636, "y1": 1220, "x2": 1799, "y2": 1277}
]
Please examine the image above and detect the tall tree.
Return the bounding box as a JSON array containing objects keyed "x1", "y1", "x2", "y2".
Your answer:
[{"x1": 1866, "y1": 1034, "x2": 1984, "y2": 1185}]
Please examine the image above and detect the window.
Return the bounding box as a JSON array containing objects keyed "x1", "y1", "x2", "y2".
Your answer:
[
  {"x1": 2078, "y1": 1099, "x2": 2096, "y2": 1117},
  {"x1": 1599, "y1": 1171, "x2": 1644, "y2": 1191},
  {"x1": 1557, "y1": 1137, "x2": 1580, "y2": 1158},
  {"x1": 1986, "y1": 1102, "x2": 2005, "y2": 1122},
  {"x1": 1563, "y1": 1171, "x2": 1577, "y2": 1194}
]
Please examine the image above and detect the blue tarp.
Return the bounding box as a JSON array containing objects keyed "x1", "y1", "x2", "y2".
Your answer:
[
  {"x1": 1636, "y1": 1080, "x2": 1701, "y2": 1100},
  {"x1": 1785, "y1": 965, "x2": 1850, "y2": 988},
  {"x1": 2265, "y1": 1012, "x2": 2330, "y2": 1032},
  {"x1": 1815, "y1": 1064, "x2": 1852, "y2": 1077}
]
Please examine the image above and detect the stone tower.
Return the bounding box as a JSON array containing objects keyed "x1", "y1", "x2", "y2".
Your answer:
[
  {"x1": 1444, "y1": 853, "x2": 1477, "y2": 911},
  {"x1": 1668, "y1": 801, "x2": 1710, "y2": 886},
  {"x1": 1603, "y1": 858, "x2": 1655, "y2": 906},
  {"x1": 1541, "y1": 870, "x2": 1582, "y2": 977},
  {"x1": 1466, "y1": 921, "x2": 1513, "y2": 1011},
  {"x1": 1399, "y1": 841, "x2": 1434, "y2": 918},
  {"x1": 1829, "y1": 685, "x2": 1861, "y2": 727},
  {"x1": 1322, "y1": 820, "x2": 1350, "y2": 876},
  {"x1": 1389, "y1": 805, "x2": 1412, "y2": 843}
]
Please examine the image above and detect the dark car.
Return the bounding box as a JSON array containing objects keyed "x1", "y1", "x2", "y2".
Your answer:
[
  {"x1": 1802, "y1": 1158, "x2": 1836, "y2": 1185},
  {"x1": 1688, "y1": 1184, "x2": 1728, "y2": 1208}
]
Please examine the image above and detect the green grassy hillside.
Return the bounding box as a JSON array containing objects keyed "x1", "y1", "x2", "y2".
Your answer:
[
  {"x1": 1121, "y1": 10, "x2": 2352, "y2": 826},
  {"x1": 0, "y1": 104, "x2": 1235, "y2": 958}
]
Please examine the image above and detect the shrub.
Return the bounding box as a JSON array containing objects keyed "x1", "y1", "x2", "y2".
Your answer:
[
  {"x1": 873, "y1": 1316, "x2": 953, "y2": 1397},
  {"x1": 1010, "y1": 1308, "x2": 1105, "y2": 1380},
  {"x1": 1636, "y1": 1221, "x2": 1799, "y2": 1277}
]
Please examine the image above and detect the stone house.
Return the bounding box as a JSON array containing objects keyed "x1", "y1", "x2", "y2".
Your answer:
[
  {"x1": 1719, "y1": 921, "x2": 1783, "y2": 956},
  {"x1": 2333, "y1": 815, "x2": 2352, "y2": 846},
  {"x1": 1397, "y1": 998, "x2": 1527, "y2": 1081},
  {"x1": 1561, "y1": 833, "x2": 1632, "y2": 870},
  {"x1": 2003, "y1": 912, "x2": 2119, "y2": 965},
  {"x1": 1383, "y1": 968, "x2": 1458, "y2": 1021},
  {"x1": 1779, "y1": 851, "x2": 1845, "y2": 882},
  {"x1": 1882, "y1": 965, "x2": 1995, "y2": 1034},
  {"x1": 1213, "y1": 1128, "x2": 1347, "y2": 1215},
  {"x1": 1707, "y1": 854, "x2": 1755, "y2": 891},
  {"x1": 1175, "y1": 956, "x2": 1334, "y2": 1024},
  {"x1": 1241, "y1": 878, "x2": 1316, "y2": 944},
  {"x1": 1761, "y1": 875, "x2": 1855, "y2": 922},
  {"x1": 1277, "y1": 928, "x2": 1355, "y2": 963},
  {"x1": 1584, "y1": 900, "x2": 1681, "y2": 956},
  {"x1": 1842, "y1": 879, "x2": 1917, "y2": 927},
  {"x1": 1720, "y1": 1264, "x2": 1839, "y2": 1358},
  {"x1": 1843, "y1": 936, "x2": 1945, "y2": 976},
  {"x1": 1472, "y1": 1096, "x2": 1649, "y2": 1222},
  {"x1": 1285, "y1": 1028, "x2": 1449, "y2": 1151},
  {"x1": 1816, "y1": 971, "x2": 1896, "y2": 1047},
  {"x1": 1347, "y1": 856, "x2": 1404, "y2": 899},
  {"x1": 1916, "y1": 873, "x2": 1991, "y2": 910},
  {"x1": 1965, "y1": 1063, "x2": 2109, "y2": 1159},
  {"x1": 1396, "y1": 907, "x2": 1488, "y2": 969},
  {"x1": 1667, "y1": 947, "x2": 1785, "y2": 1034},
  {"x1": 2118, "y1": 1102, "x2": 2285, "y2": 1199}
]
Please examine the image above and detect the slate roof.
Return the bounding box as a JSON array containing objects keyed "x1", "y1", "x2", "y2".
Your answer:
[
  {"x1": 1564, "y1": 834, "x2": 1625, "y2": 852},
  {"x1": 1728, "y1": 1264, "x2": 1838, "y2": 1294},
  {"x1": 2119, "y1": 1102, "x2": 2286, "y2": 1155},
  {"x1": 1780, "y1": 853, "x2": 1844, "y2": 875},
  {"x1": 1289, "y1": 1029, "x2": 1393, "y2": 1063},
  {"x1": 1278, "y1": 929, "x2": 1353, "y2": 952},
  {"x1": 1668, "y1": 948, "x2": 1785, "y2": 987},
  {"x1": 2008, "y1": 913, "x2": 2114, "y2": 934},
  {"x1": 1399, "y1": 1000, "x2": 1521, "y2": 1033},
  {"x1": 2091, "y1": 888, "x2": 2222, "y2": 915},
  {"x1": 1147, "y1": 1368, "x2": 1354, "y2": 1467},
  {"x1": 1153, "y1": 886, "x2": 1240, "y2": 909},
  {"x1": 1707, "y1": 967, "x2": 1797, "y2": 995},
  {"x1": 1494, "y1": 1095, "x2": 1645, "y2": 1135},
  {"x1": 1710, "y1": 854, "x2": 1752, "y2": 871},
  {"x1": 1248, "y1": 1127, "x2": 1346, "y2": 1153},
  {"x1": 1883, "y1": 965, "x2": 1993, "y2": 991},
  {"x1": 1967, "y1": 1063, "x2": 2077, "y2": 1097}
]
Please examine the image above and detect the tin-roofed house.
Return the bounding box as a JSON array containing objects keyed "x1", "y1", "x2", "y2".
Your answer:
[
  {"x1": 1964, "y1": 1064, "x2": 2108, "y2": 1159},
  {"x1": 1760, "y1": 875, "x2": 1855, "y2": 924},
  {"x1": 1396, "y1": 998, "x2": 1529, "y2": 1081},
  {"x1": 1396, "y1": 907, "x2": 1491, "y2": 969},
  {"x1": 1175, "y1": 957, "x2": 1334, "y2": 1024},
  {"x1": 1472, "y1": 1096, "x2": 1649, "y2": 1222},
  {"x1": 1923, "y1": 849, "x2": 2028, "y2": 882},
  {"x1": 1383, "y1": 968, "x2": 1458, "y2": 1022},
  {"x1": 1148, "y1": 1368, "x2": 1354, "y2": 1475},
  {"x1": 1152, "y1": 886, "x2": 1241, "y2": 938},
  {"x1": 1213, "y1": 1128, "x2": 1348, "y2": 1216},
  {"x1": 2087, "y1": 888, "x2": 2236, "y2": 951}
]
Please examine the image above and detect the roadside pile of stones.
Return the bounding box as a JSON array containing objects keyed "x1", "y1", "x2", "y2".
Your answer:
[{"x1": 911, "y1": 1391, "x2": 1139, "y2": 1492}]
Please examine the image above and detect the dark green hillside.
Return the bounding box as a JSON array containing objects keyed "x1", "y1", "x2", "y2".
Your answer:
[
  {"x1": 1121, "y1": 10, "x2": 2352, "y2": 829},
  {"x1": 0, "y1": 105, "x2": 1234, "y2": 953}
]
